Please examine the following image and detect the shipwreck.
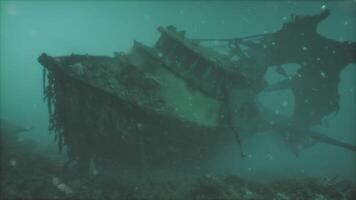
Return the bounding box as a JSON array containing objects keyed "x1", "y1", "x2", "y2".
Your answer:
[{"x1": 38, "y1": 9, "x2": 356, "y2": 174}]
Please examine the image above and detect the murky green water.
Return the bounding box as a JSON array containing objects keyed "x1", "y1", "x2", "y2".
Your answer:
[{"x1": 1, "y1": 1, "x2": 355, "y2": 199}]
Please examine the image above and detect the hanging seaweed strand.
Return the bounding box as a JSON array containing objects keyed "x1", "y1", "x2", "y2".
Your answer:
[{"x1": 43, "y1": 69, "x2": 65, "y2": 153}]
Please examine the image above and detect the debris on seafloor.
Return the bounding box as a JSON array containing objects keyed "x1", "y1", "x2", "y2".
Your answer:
[{"x1": 1, "y1": 136, "x2": 355, "y2": 200}]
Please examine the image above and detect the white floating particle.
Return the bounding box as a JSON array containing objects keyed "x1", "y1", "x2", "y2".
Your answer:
[
  {"x1": 245, "y1": 190, "x2": 253, "y2": 196},
  {"x1": 52, "y1": 177, "x2": 60, "y2": 186},
  {"x1": 137, "y1": 123, "x2": 143, "y2": 129},
  {"x1": 282, "y1": 101, "x2": 288, "y2": 107},
  {"x1": 9, "y1": 159, "x2": 17, "y2": 166},
  {"x1": 275, "y1": 110, "x2": 280, "y2": 115},
  {"x1": 332, "y1": 50, "x2": 336, "y2": 54},
  {"x1": 266, "y1": 154, "x2": 273, "y2": 160},
  {"x1": 92, "y1": 169, "x2": 99, "y2": 176},
  {"x1": 320, "y1": 71, "x2": 326, "y2": 78},
  {"x1": 144, "y1": 14, "x2": 151, "y2": 21},
  {"x1": 321, "y1": 4, "x2": 326, "y2": 10},
  {"x1": 282, "y1": 16, "x2": 287, "y2": 21},
  {"x1": 29, "y1": 30, "x2": 38, "y2": 37},
  {"x1": 297, "y1": 144, "x2": 303, "y2": 150},
  {"x1": 7, "y1": 5, "x2": 18, "y2": 16},
  {"x1": 158, "y1": 52, "x2": 163, "y2": 57},
  {"x1": 316, "y1": 57, "x2": 321, "y2": 61},
  {"x1": 271, "y1": 41, "x2": 276, "y2": 46},
  {"x1": 297, "y1": 73, "x2": 302, "y2": 78},
  {"x1": 302, "y1": 46, "x2": 308, "y2": 51},
  {"x1": 247, "y1": 167, "x2": 252, "y2": 172},
  {"x1": 57, "y1": 183, "x2": 73, "y2": 195},
  {"x1": 344, "y1": 21, "x2": 349, "y2": 26}
]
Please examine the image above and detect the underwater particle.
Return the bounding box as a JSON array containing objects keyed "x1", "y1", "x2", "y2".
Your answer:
[
  {"x1": 344, "y1": 21, "x2": 349, "y2": 26},
  {"x1": 9, "y1": 159, "x2": 16, "y2": 167},
  {"x1": 282, "y1": 100, "x2": 288, "y2": 107},
  {"x1": 282, "y1": 16, "x2": 288, "y2": 21},
  {"x1": 266, "y1": 154, "x2": 273, "y2": 160},
  {"x1": 137, "y1": 123, "x2": 143, "y2": 130},
  {"x1": 247, "y1": 167, "x2": 252, "y2": 172},
  {"x1": 52, "y1": 177, "x2": 60, "y2": 186},
  {"x1": 201, "y1": 20, "x2": 207, "y2": 25},
  {"x1": 7, "y1": 4, "x2": 18, "y2": 16},
  {"x1": 320, "y1": 71, "x2": 326, "y2": 78},
  {"x1": 271, "y1": 41, "x2": 276, "y2": 46},
  {"x1": 350, "y1": 88, "x2": 354, "y2": 93},
  {"x1": 316, "y1": 57, "x2": 321, "y2": 61},
  {"x1": 158, "y1": 52, "x2": 163, "y2": 57},
  {"x1": 144, "y1": 14, "x2": 151, "y2": 21},
  {"x1": 57, "y1": 183, "x2": 73, "y2": 195},
  {"x1": 332, "y1": 50, "x2": 336, "y2": 54},
  {"x1": 29, "y1": 29, "x2": 38, "y2": 37},
  {"x1": 92, "y1": 169, "x2": 99, "y2": 176},
  {"x1": 302, "y1": 46, "x2": 308, "y2": 51},
  {"x1": 321, "y1": 4, "x2": 326, "y2": 10},
  {"x1": 242, "y1": 17, "x2": 249, "y2": 23},
  {"x1": 274, "y1": 192, "x2": 290, "y2": 200},
  {"x1": 242, "y1": 188, "x2": 255, "y2": 199},
  {"x1": 274, "y1": 109, "x2": 280, "y2": 115},
  {"x1": 314, "y1": 194, "x2": 327, "y2": 200}
]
